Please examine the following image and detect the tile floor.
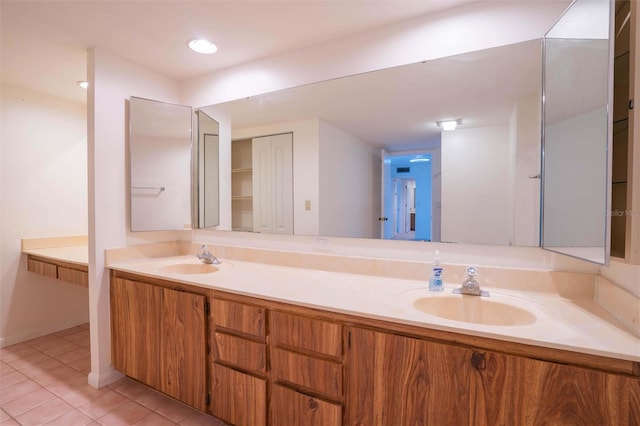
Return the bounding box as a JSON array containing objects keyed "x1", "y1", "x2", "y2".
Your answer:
[{"x1": 0, "y1": 324, "x2": 226, "y2": 425}]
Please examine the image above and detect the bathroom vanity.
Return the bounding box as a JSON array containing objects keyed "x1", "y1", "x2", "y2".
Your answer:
[
  {"x1": 107, "y1": 247, "x2": 640, "y2": 426},
  {"x1": 22, "y1": 236, "x2": 89, "y2": 288}
]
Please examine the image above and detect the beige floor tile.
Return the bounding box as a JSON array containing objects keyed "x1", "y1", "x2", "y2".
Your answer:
[
  {"x1": 0, "y1": 363, "x2": 16, "y2": 378},
  {"x1": 42, "y1": 342, "x2": 81, "y2": 358},
  {"x1": 0, "y1": 345, "x2": 38, "y2": 363},
  {"x1": 0, "y1": 409, "x2": 10, "y2": 422},
  {"x1": 0, "y1": 371, "x2": 28, "y2": 390},
  {"x1": 56, "y1": 347, "x2": 90, "y2": 364},
  {"x1": 78, "y1": 390, "x2": 128, "y2": 420},
  {"x1": 67, "y1": 356, "x2": 92, "y2": 374},
  {"x1": 134, "y1": 389, "x2": 171, "y2": 411},
  {"x1": 14, "y1": 397, "x2": 73, "y2": 426},
  {"x1": 155, "y1": 399, "x2": 199, "y2": 424},
  {"x1": 61, "y1": 330, "x2": 90, "y2": 344},
  {"x1": 0, "y1": 378, "x2": 41, "y2": 405},
  {"x1": 179, "y1": 411, "x2": 227, "y2": 426},
  {"x1": 6, "y1": 352, "x2": 51, "y2": 371},
  {"x1": 96, "y1": 400, "x2": 151, "y2": 426},
  {"x1": 0, "y1": 418, "x2": 19, "y2": 425},
  {"x1": 111, "y1": 378, "x2": 149, "y2": 400},
  {"x1": 45, "y1": 372, "x2": 89, "y2": 397},
  {"x1": 22, "y1": 357, "x2": 65, "y2": 377},
  {"x1": 43, "y1": 408, "x2": 94, "y2": 426},
  {"x1": 59, "y1": 385, "x2": 106, "y2": 408},
  {"x1": 2, "y1": 387, "x2": 56, "y2": 417},
  {"x1": 27, "y1": 338, "x2": 68, "y2": 353},
  {"x1": 133, "y1": 412, "x2": 177, "y2": 426}
]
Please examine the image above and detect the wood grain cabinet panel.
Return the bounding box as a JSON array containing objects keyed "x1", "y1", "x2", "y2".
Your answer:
[
  {"x1": 346, "y1": 327, "x2": 472, "y2": 426},
  {"x1": 110, "y1": 277, "x2": 208, "y2": 411},
  {"x1": 27, "y1": 257, "x2": 57, "y2": 279},
  {"x1": 211, "y1": 363, "x2": 266, "y2": 426},
  {"x1": 213, "y1": 299, "x2": 265, "y2": 339},
  {"x1": 270, "y1": 384, "x2": 341, "y2": 426},
  {"x1": 110, "y1": 278, "x2": 162, "y2": 389},
  {"x1": 213, "y1": 332, "x2": 266, "y2": 374},
  {"x1": 470, "y1": 350, "x2": 640, "y2": 425},
  {"x1": 161, "y1": 289, "x2": 207, "y2": 411},
  {"x1": 271, "y1": 348, "x2": 342, "y2": 399},
  {"x1": 57, "y1": 266, "x2": 88, "y2": 287},
  {"x1": 270, "y1": 311, "x2": 342, "y2": 357}
]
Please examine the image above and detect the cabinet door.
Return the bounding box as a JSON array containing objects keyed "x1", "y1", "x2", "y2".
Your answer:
[
  {"x1": 345, "y1": 327, "x2": 472, "y2": 425},
  {"x1": 161, "y1": 288, "x2": 207, "y2": 411},
  {"x1": 211, "y1": 363, "x2": 266, "y2": 426},
  {"x1": 110, "y1": 278, "x2": 162, "y2": 389},
  {"x1": 470, "y1": 350, "x2": 640, "y2": 425},
  {"x1": 271, "y1": 384, "x2": 341, "y2": 426}
]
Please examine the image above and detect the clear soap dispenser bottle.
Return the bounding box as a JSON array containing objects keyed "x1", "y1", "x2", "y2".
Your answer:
[{"x1": 429, "y1": 250, "x2": 444, "y2": 292}]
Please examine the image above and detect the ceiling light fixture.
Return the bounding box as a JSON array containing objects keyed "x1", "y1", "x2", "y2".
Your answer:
[
  {"x1": 77, "y1": 81, "x2": 89, "y2": 89},
  {"x1": 188, "y1": 39, "x2": 218, "y2": 54},
  {"x1": 436, "y1": 119, "x2": 462, "y2": 131}
]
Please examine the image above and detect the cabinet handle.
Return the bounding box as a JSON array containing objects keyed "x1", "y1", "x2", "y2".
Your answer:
[
  {"x1": 307, "y1": 398, "x2": 319, "y2": 410},
  {"x1": 471, "y1": 351, "x2": 486, "y2": 371}
]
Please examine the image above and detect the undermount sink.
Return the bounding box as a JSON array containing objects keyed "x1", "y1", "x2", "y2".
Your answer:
[
  {"x1": 412, "y1": 295, "x2": 536, "y2": 326},
  {"x1": 159, "y1": 263, "x2": 219, "y2": 275}
]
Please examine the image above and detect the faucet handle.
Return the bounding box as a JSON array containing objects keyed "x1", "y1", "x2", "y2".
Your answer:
[{"x1": 465, "y1": 266, "x2": 478, "y2": 278}]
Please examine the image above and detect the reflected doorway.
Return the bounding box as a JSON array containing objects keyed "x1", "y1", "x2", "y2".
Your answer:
[{"x1": 381, "y1": 152, "x2": 432, "y2": 241}]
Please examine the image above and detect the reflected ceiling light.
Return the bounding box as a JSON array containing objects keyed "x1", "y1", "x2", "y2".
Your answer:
[
  {"x1": 77, "y1": 81, "x2": 89, "y2": 89},
  {"x1": 437, "y1": 119, "x2": 462, "y2": 131},
  {"x1": 188, "y1": 39, "x2": 218, "y2": 54},
  {"x1": 409, "y1": 157, "x2": 430, "y2": 163}
]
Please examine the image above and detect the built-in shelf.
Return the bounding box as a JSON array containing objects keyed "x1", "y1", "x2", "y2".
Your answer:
[
  {"x1": 232, "y1": 196, "x2": 253, "y2": 201},
  {"x1": 232, "y1": 168, "x2": 253, "y2": 174}
]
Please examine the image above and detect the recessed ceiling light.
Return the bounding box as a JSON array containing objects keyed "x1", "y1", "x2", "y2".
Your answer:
[
  {"x1": 77, "y1": 81, "x2": 89, "y2": 89},
  {"x1": 188, "y1": 39, "x2": 218, "y2": 54},
  {"x1": 436, "y1": 119, "x2": 462, "y2": 131}
]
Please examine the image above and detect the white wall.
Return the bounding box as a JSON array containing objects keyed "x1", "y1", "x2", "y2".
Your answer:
[
  {"x1": 87, "y1": 49, "x2": 184, "y2": 387},
  {"x1": 319, "y1": 121, "x2": 381, "y2": 238},
  {"x1": 441, "y1": 126, "x2": 510, "y2": 245},
  {"x1": 0, "y1": 84, "x2": 89, "y2": 346}
]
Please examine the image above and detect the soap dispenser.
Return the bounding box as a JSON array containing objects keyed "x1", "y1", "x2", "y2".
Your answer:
[{"x1": 429, "y1": 250, "x2": 444, "y2": 292}]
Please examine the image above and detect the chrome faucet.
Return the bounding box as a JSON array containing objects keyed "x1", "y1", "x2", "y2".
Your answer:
[
  {"x1": 196, "y1": 244, "x2": 220, "y2": 265},
  {"x1": 453, "y1": 266, "x2": 489, "y2": 297}
]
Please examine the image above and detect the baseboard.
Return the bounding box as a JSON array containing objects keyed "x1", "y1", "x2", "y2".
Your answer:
[
  {"x1": 0, "y1": 319, "x2": 89, "y2": 348},
  {"x1": 88, "y1": 369, "x2": 124, "y2": 389}
]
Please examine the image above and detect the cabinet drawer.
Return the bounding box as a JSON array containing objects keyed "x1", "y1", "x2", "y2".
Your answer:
[
  {"x1": 213, "y1": 299, "x2": 265, "y2": 339},
  {"x1": 271, "y1": 348, "x2": 342, "y2": 399},
  {"x1": 211, "y1": 363, "x2": 266, "y2": 426},
  {"x1": 58, "y1": 267, "x2": 88, "y2": 287},
  {"x1": 270, "y1": 384, "x2": 341, "y2": 426},
  {"x1": 214, "y1": 332, "x2": 266, "y2": 374},
  {"x1": 270, "y1": 311, "x2": 342, "y2": 357},
  {"x1": 27, "y1": 257, "x2": 57, "y2": 279}
]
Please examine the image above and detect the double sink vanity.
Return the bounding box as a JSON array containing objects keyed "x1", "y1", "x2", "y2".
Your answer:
[{"x1": 99, "y1": 242, "x2": 639, "y2": 426}]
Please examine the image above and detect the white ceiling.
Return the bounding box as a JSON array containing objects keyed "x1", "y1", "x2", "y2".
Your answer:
[
  {"x1": 1, "y1": 0, "x2": 479, "y2": 104},
  {"x1": 208, "y1": 40, "x2": 543, "y2": 151}
]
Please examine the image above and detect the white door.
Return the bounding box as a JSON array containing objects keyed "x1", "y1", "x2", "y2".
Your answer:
[
  {"x1": 380, "y1": 150, "x2": 393, "y2": 239},
  {"x1": 252, "y1": 133, "x2": 293, "y2": 234}
]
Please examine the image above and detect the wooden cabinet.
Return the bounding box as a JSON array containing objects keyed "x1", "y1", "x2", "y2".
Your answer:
[
  {"x1": 110, "y1": 277, "x2": 207, "y2": 411},
  {"x1": 111, "y1": 275, "x2": 639, "y2": 426},
  {"x1": 27, "y1": 254, "x2": 88, "y2": 287},
  {"x1": 270, "y1": 311, "x2": 344, "y2": 424},
  {"x1": 346, "y1": 327, "x2": 640, "y2": 426},
  {"x1": 211, "y1": 298, "x2": 267, "y2": 425}
]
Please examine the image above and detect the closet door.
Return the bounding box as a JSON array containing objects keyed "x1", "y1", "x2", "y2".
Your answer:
[{"x1": 252, "y1": 134, "x2": 293, "y2": 234}]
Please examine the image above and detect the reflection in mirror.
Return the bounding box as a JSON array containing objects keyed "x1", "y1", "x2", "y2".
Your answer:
[
  {"x1": 129, "y1": 96, "x2": 192, "y2": 231},
  {"x1": 196, "y1": 110, "x2": 220, "y2": 228},
  {"x1": 542, "y1": 0, "x2": 612, "y2": 264},
  {"x1": 202, "y1": 40, "x2": 545, "y2": 246}
]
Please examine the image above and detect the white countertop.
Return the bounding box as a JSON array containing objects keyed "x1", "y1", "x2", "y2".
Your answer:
[
  {"x1": 23, "y1": 245, "x2": 88, "y2": 267},
  {"x1": 108, "y1": 255, "x2": 640, "y2": 363}
]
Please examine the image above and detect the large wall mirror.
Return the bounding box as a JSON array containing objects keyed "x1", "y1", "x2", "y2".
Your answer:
[
  {"x1": 201, "y1": 39, "x2": 545, "y2": 246},
  {"x1": 542, "y1": 0, "x2": 613, "y2": 264},
  {"x1": 129, "y1": 97, "x2": 193, "y2": 231}
]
